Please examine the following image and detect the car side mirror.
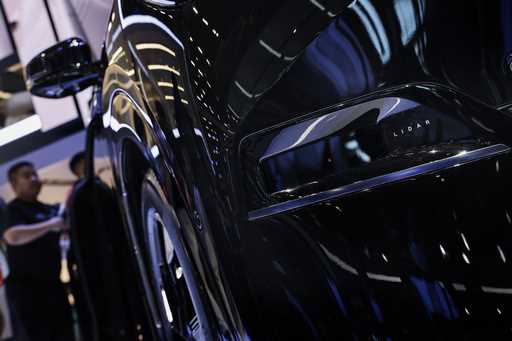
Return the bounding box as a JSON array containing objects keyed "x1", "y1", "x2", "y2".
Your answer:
[{"x1": 26, "y1": 37, "x2": 101, "y2": 98}]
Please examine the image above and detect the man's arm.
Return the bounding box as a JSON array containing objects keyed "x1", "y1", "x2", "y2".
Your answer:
[{"x1": 3, "y1": 216, "x2": 66, "y2": 246}]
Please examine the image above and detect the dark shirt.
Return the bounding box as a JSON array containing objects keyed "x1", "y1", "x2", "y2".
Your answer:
[
  {"x1": 1, "y1": 199, "x2": 61, "y2": 283},
  {"x1": 0, "y1": 197, "x2": 6, "y2": 232}
]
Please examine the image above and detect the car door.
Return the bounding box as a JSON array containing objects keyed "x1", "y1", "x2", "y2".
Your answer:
[{"x1": 69, "y1": 87, "x2": 155, "y2": 340}]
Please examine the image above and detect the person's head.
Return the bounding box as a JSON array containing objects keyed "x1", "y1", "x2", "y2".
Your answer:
[
  {"x1": 8, "y1": 161, "x2": 41, "y2": 202},
  {"x1": 69, "y1": 151, "x2": 85, "y2": 178}
]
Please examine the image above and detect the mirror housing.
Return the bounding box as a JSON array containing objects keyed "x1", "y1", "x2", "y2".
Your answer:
[{"x1": 26, "y1": 38, "x2": 101, "y2": 98}]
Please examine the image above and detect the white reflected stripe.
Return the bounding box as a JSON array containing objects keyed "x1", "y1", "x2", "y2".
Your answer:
[
  {"x1": 289, "y1": 115, "x2": 329, "y2": 149},
  {"x1": 104, "y1": 88, "x2": 154, "y2": 132},
  {"x1": 319, "y1": 244, "x2": 359, "y2": 275},
  {"x1": 145, "y1": 0, "x2": 176, "y2": 6},
  {"x1": 235, "y1": 81, "x2": 254, "y2": 98},
  {"x1": 161, "y1": 289, "x2": 174, "y2": 323},
  {"x1": 461, "y1": 233, "x2": 470, "y2": 251},
  {"x1": 136, "y1": 43, "x2": 176, "y2": 57},
  {"x1": 109, "y1": 46, "x2": 125, "y2": 65},
  {"x1": 470, "y1": 117, "x2": 495, "y2": 133},
  {"x1": 120, "y1": 15, "x2": 184, "y2": 49},
  {"x1": 367, "y1": 273, "x2": 402, "y2": 283},
  {"x1": 453, "y1": 283, "x2": 466, "y2": 291},
  {"x1": 498, "y1": 245, "x2": 507, "y2": 263},
  {"x1": 259, "y1": 40, "x2": 282, "y2": 58},
  {"x1": 148, "y1": 64, "x2": 181, "y2": 76},
  {"x1": 158, "y1": 82, "x2": 174, "y2": 88},
  {"x1": 309, "y1": 0, "x2": 326, "y2": 11},
  {"x1": 482, "y1": 286, "x2": 512, "y2": 295},
  {"x1": 102, "y1": 112, "x2": 111, "y2": 128},
  {"x1": 106, "y1": 26, "x2": 123, "y2": 54}
]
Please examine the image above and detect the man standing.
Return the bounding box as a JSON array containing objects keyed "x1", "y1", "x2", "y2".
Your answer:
[{"x1": 0, "y1": 161, "x2": 73, "y2": 341}]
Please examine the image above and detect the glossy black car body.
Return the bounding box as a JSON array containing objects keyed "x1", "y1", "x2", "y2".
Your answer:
[{"x1": 26, "y1": 0, "x2": 512, "y2": 340}]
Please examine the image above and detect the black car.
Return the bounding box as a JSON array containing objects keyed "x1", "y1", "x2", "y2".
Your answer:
[{"x1": 25, "y1": 0, "x2": 512, "y2": 340}]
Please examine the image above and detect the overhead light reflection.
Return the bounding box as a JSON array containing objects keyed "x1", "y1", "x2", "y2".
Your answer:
[
  {"x1": 161, "y1": 289, "x2": 174, "y2": 323},
  {"x1": 148, "y1": 64, "x2": 181, "y2": 76},
  {"x1": 136, "y1": 43, "x2": 176, "y2": 57},
  {"x1": 158, "y1": 81, "x2": 174, "y2": 88},
  {"x1": 439, "y1": 244, "x2": 447, "y2": 257},
  {"x1": 460, "y1": 233, "x2": 470, "y2": 251},
  {"x1": 482, "y1": 286, "x2": 512, "y2": 295},
  {"x1": 498, "y1": 245, "x2": 507, "y2": 263},
  {"x1": 367, "y1": 272, "x2": 402, "y2": 283},
  {"x1": 319, "y1": 244, "x2": 359, "y2": 275},
  {"x1": 453, "y1": 283, "x2": 466, "y2": 291},
  {"x1": 109, "y1": 47, "x2": 125, "y2": 65}
]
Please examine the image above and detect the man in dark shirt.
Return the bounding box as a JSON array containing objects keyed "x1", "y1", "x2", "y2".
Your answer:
[{"x1": 0, "y1": 161, "x2": 73, "y2": 341}]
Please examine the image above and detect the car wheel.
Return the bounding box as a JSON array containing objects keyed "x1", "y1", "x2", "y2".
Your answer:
[{"x1": 140, "y1": 170, "x2": 210, "y2": 341}]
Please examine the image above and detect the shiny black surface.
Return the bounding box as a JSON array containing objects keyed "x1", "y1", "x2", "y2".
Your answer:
[
  {"x1": 26, "y1": 37, "x2": 101, "y2": 98},
  {"x1": 31, "y1": 0, "x2": 512, "y2": 339}
]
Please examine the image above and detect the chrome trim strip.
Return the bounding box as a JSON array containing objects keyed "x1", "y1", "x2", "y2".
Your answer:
[{"x1": 248, "y1": 144, "x2": 510, "y2": 221}]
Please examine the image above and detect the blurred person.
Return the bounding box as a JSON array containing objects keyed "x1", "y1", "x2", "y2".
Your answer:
[
  {"x1": 40, "y1": 151, "x2": 86, "y2": 187},
  {"x1": 0, "y1": 161, "x2": 74, "y2": 341},
  {"x1": 69, "y1": 151, "x2": 85, "y2": 179}
]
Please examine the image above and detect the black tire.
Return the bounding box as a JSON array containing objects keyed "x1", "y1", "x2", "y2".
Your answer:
[{"x1": 140, "y1": 169, "x2": 211, "y2": 341}]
